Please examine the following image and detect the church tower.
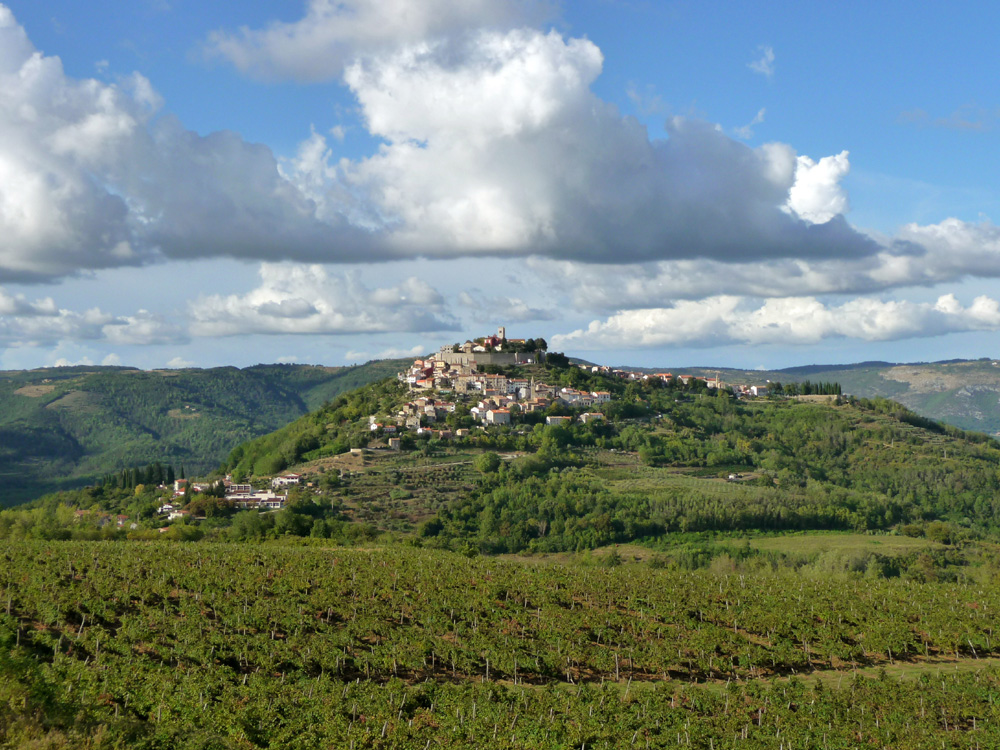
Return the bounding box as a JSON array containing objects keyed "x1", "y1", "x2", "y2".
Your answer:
[{"x1": 498, "y1": 326, "x2": 506, "y2": 340}]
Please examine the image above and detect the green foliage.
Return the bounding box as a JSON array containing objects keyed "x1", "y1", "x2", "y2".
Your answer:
[
  {"x1": 1, "y1": 540, "x2": 1000, "y2": 747},
  {"x1": 0, "y1": 360, "x2": 410, "y2": 506},
  {"x1": 226, "y1": 377, "x2": 407, "y2": 479},
  {"x1": 474, "y1": 452, "x2": 501, "y2": 474}
]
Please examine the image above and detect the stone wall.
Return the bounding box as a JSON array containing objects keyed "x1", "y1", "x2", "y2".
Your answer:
[{"x1": 437, "y1": 349, "x2": 544, "y2": 367}]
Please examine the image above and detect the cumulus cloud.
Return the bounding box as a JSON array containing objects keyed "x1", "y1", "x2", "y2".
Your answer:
[
  {"x1": 3, "y1": 2, "x2": 998, "y2": 295},
  {"x1": 458, "y1": 291, "x2": 556, "y2": 323},
  {"x1": 165, "y1": 357, "x2": 195, "y2": 368},
  {"x1": 204, "y1": 0, "x2": 553, "y2": 82},
  {"x1": 0, "y1": 7, "x2": 378, "y2": 282},
  {"x1": 785, "y1": 151, "x2": 850, "y2": 223},
  {"x1": 189, "y1": 263, "x2": 458, "y2": 336},
  {"x1": 531, "y1": 215, "x2": 1000, "y2": 310},
  {"x1": 0, "y1": 288, "x2": 58, "y2": 316},
  {"x1": 323, "y1": 29, "x2": 878, "y2": 263},
  {"x1": 0, "y1": 301, "x2": 186, "y2": 347},
  {"x1": 344, "y1": 344, "x2": 427, "y2": 362},
  {"x1": 553, "y1": 293, "x2": 1000, "y2": 350},
  {"x1": 102, "y1": 310, "x2": 187, "y2": 346}
]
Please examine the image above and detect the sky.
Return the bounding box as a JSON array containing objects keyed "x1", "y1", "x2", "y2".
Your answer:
[{"x1": 2, "y1": 0, "x2": 1000, "y2": 371}]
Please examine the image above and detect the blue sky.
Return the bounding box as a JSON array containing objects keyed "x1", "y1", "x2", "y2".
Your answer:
[{"x1": 1, "y1": 0, "x2": 1000, "y2": 371}]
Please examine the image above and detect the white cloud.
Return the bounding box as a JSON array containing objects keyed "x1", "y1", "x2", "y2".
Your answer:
[
  {"x1": 0, "y1": 288, "x2": 58, "y2": 316},
  {"x1": 189, "y1": 263, "x2": 458, "y2": 336},
  {"x1": 785, "y1": 151, "x2": 851, "y2": 224},
  {"x1": 734, "y1": 108, "x2": 765, "y2": 140},
  {"x1": 344, "y1": 344, "x2": 426, "y2": 362},
  {"x1": 102, "y1": 310, "x2": 187, "y2": 346},
  {"x1": 324, "y1": 29, "x2": 878, "y2": 264},
  {"x1": 0, "y1": 7, "x2": 379, "y2": 282},
  {"x1": 165, "y1": 356, "x2": 194, "y2": 368},
  {"x1": 530, "y1": 216, "x2": 1000, "y2": 309},
  {"x1": 553, "y1": 293, "x2": 1000, "y2": 350},
  {"x1": 101, "y1": 353, "x2": 122, "y2": 366},
  {"x1": 204, "y1": 0, "x2": 553, "y2": 82},
  {"x1": 748, "y1": 45, "x2": 775, "y2": 78},
  {"x1": 3, "y1": 2, "x2": 998, "y2": 300},
  {"x1": 0, "y1": 290, "x2": 187, "y2": 347}
]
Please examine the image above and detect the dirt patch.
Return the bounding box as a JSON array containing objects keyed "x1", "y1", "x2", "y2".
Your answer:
[
  {"x1": 44, "y1": 390, "x2": 95, "y2": 411},
  {"x1": 882, "y1": 362, "x2": 1000, "y2": 393},
  {"x1": 168, "y1": 408, "x2": 200, "y2": 419},
  {"x1": 14, "y1": 384, "x2": 56, "y2": 397}
]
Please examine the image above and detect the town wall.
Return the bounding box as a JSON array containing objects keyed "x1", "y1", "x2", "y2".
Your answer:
[{"x1": 437, "y1": 350, "x2": 544, "y2": 367}]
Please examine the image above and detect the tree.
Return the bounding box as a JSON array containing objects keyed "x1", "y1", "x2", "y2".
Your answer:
[
  {"x1": 546, "y1": 351, "x2": 569, "y2": 368},
  {"x1": 475, "y1": 452, "x2": 502, "y2": 474}
]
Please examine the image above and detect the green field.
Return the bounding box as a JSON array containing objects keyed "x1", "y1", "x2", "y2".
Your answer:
[
  {"x1": 748, "y1": 532, "x2": 943, "y2": 556},
  {"x1": 3, "y1": 540, "x2": 1000, "y2": 748}
]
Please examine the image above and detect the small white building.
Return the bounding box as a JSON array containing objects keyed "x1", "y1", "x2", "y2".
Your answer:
[{"x1": 272, "y1": 473, "x2": 302, "y2": 489}]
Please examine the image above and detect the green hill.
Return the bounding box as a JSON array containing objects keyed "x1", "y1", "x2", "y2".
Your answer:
[
  {"x1": 202, "y1": 363, "x2": 1000, "y2": 550},
  {"x1": 0, "y1": 359, "x2": 410, "y2": 506},
  {"x1": 646, "y1": 358, "x2": 1000, "y2": 436},
  {"x1": 8, "y1": 363, "x2": 1000, "y2": 748}
]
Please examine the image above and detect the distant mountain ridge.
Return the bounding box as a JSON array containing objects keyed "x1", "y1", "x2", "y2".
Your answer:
[
  {"x1": 636, "y1": 358, "x2": 1000, "y2": 435},
  {"x1": 0, "y1": 359, "x2": 410, "y2": 506}
]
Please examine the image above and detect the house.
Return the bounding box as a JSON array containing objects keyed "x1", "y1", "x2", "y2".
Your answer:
[
  {"x1": 579, "y1": 412, "x2": 604, "y2": 423},
  {"x1": 486, "y1": 408, "x2": 511, "y2": 425},
  {"x1": 388, "y1": 437, "x2": 401, "y2": 450},
  {"x1": 591, "y1": 391, "x2": 611, "y2": 403},
  {"x1": 272, "y1": 473, "x2": 302, "y2": 489},
  {"x1": 750, "y1": 386, "x2": 769, "y2": 397},
  {"x1": 168, "y1": 509, "x2": 190, "y2": 521},
  {"x1": 546, "y1": 416, "x2": 573, "y2": 425},
  {"x1": 228, "y1": 490, "x2": 286, "y2": 509}
]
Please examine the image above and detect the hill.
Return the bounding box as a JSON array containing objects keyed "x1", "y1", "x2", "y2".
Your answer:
[
  {"x1": 7, "y1": 361, "x2": 1000, "y2": 746},
  {"x1": 644, "y1": 358, "x2": 1000, "y2": 436},
  {"x1": 129, "y1": 361, "x2": 998, "y2": 550},
  {"x1": 0, "y1": 359, "x2": 410, "y2": 506}
]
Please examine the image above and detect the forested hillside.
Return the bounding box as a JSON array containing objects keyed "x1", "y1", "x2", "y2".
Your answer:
[
  {"x1": 0, "y1": 359, "x2": 409, "y2": 506},
  {"x1": 209, "y1": 365, "x2": 1000, "y2": 552},
  {"x1": 674, "y1": 358, "x2": 1000, "y2": 436}
]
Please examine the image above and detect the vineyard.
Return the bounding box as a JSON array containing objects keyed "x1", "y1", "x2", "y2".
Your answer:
[{"x1": 3, "y1": 540, "x2": 1000, "y2": 747}]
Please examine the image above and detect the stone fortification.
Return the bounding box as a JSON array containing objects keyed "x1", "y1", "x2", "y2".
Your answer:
[{"x1": 436, "y1": 349, "x2": 543, "y2": 367}]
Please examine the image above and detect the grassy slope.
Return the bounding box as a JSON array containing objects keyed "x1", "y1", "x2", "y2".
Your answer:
[{"x1": 0, "y1": 360, "x2": 410, "y2": 506}]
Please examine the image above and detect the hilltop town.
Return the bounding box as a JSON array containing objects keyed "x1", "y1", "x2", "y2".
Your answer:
[{"x1": 381, "y1": 327, "x2": 773, "y2": 447}]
